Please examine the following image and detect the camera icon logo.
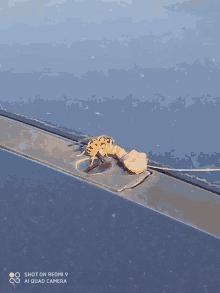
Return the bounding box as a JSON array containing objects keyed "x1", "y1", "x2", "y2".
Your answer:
[{"x1": 9, "y1": 272, "x2": 20, "y2": 284}]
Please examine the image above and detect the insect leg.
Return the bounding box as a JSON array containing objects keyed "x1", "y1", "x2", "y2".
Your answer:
[
  {"x1": 100, "y1": 134, "x2": 115, "y2": 144},
  {"x1": 76, "y1": 150, "x2": 86, "y2": 157},
  {"x1": 90, "y1": 155, "x2": 96, "y2": 166},
  {"x1": 78, "y1": 136, "x2": 99, "y2": 143},
  {"x1": 89, "y1": 150, "x2": 100, "y2": 166}
]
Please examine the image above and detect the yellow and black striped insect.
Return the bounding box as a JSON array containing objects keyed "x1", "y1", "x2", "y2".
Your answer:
[
  {"x1": 75, "y1": 135, "x2": 220, "y2": 174},
  {"x1": 76, "y1": 134, "x2": 148, "y2": 174}
]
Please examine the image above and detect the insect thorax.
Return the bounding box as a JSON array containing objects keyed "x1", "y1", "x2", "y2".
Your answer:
[{"x1": 86, "y1": 136, "x2": 115, "y2": 157}]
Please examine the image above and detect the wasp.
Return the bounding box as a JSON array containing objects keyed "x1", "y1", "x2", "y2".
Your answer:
[{"x1": 76, "y1": 135, "x2": 148, "y2": 174}]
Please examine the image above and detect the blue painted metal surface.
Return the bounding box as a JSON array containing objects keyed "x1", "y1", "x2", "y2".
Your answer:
[{"x1": 1, "y1": 110, "x2": 220, "y2": 293}]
